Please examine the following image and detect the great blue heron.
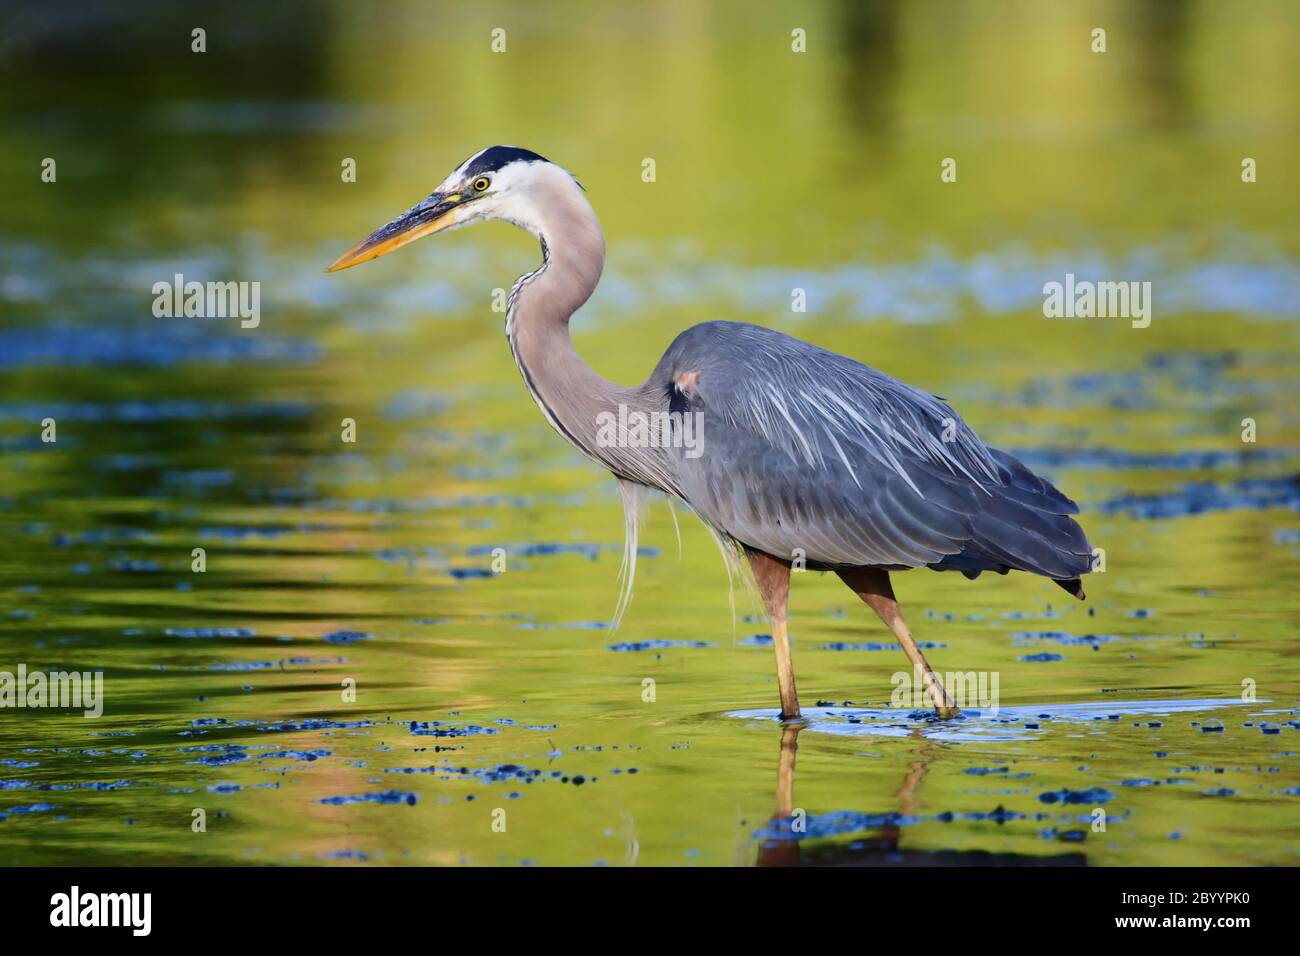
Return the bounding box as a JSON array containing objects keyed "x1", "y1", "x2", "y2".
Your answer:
[{"x1": 327, "y1": 146, "x2": 1093, "y2": 721}]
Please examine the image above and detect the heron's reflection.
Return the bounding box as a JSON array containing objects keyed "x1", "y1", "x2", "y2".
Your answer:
[{"x1": 755, "y1": 722, "x2": 1086, "y2": 867}]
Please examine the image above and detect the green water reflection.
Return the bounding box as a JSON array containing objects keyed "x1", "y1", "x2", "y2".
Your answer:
[{"x1": 0, "y1": 0, "x2": 1297, "y2": 865}]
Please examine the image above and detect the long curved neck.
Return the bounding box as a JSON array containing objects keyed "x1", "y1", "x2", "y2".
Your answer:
[{"x1": 505, "y1": 175, "x2": 672, "y2": 491}]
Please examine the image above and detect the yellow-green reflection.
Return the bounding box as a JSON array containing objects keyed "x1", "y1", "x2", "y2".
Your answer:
[{"x1": 0, "y1": 0, "x2": 1297, "y2": 866}]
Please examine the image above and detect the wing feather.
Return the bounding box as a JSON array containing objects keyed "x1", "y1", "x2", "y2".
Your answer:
[{"x1": 653, "y1": 321, "x2": 1092, "y2": 580}]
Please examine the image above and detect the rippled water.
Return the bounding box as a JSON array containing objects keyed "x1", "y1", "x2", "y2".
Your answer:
[{"x1": 1, "y1": 0, "x2": 1298, "y2": 866}]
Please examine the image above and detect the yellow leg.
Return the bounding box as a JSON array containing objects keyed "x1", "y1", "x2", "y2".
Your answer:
[
  {"x1": 746, "y1": 548, "x2": 801, "y2": 720},
  {"x1": 837, "y1": 568, "x2": 960, "y2": 718}
]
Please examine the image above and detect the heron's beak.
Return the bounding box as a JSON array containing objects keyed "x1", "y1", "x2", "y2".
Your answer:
[{"x1": 326, "y1": 192, "x2": 464, "y2": 272}]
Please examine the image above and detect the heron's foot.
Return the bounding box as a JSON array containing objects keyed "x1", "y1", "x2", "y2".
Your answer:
[{"x1": 920, "y1": 670, "x2": 960, "y2": 718}]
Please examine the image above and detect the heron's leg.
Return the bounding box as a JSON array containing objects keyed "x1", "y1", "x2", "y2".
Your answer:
[
  {"x1": 836, "y1": 568, "x2": 960, "y2": 718},
  {"x1": 745, "y1": 548, "x2": 801, "y2": 720}
]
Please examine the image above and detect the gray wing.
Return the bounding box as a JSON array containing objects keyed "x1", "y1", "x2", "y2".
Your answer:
[{"x1": 652, "y1": 321, "x2": 1092, "y2": 580}]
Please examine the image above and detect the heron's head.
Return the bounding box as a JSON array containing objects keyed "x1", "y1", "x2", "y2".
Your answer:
[{"x1": 326, "y1": 146, "x2": 584, "y2": 272}]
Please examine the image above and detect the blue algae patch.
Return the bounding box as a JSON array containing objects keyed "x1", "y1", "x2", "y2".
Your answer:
[
  {"x1": 466, "y1": 542, "x2": 601, "y2": 560},
  {"x1": 1099, "y1": 476, "x2": 1300, "y2": 519},
  {"x1": 263, "y1": 750, "x2": 331, "y2": 762},
  {"x1": 52, "y1": 528, "x2": 153, "y2": 546},
  {"x1": 163, "y1": 469, "x2": 235, "y2": 488},
  {"x1": 1040, "y1": 828, "x2": 1088, "y2": 842},
  {"x1": 198, "y1": 525, "x2": 296, "y2": 540},
  {"x1": 752, "y1": 809, "x2": 919, "y2": 841},
  {"x1": 373, "y1": 546, "x2": 444, "y2": 564},
  {"x1": 433, "y1": 764, "x2": 548, "y2": 785},
  {"x1": 166, "y1": 627, "x2": 256, "y2": 639},
  {"x1": 0, "y1": 324, "x2": 319, "y2": 369},
  {"x1": 194, "y1": 750, "x2": 250, "y2": 767},
  {"x1": 1010, "y1": 445, "x2": 1300, "y2": 472},
  {"x1": 181, "y1": 744, "x2": 332, "y2": 765},
  {"x1": 203, "y1": 658, "x2": 343, "y2": 672},
  {"x1": 184, "y1": 716, "x2": 369, "y2": 735},
  {"x1": 1020, "y1": 653, "x2": 1065, "y2": 662},
  {"x1": 1012, "y1": 631, "x2": 1121, "y2": 646},
  {"x1": 1039, "y1": 788, "x2": 1114, "y2": 804},
  {"x1": 821, "y1": 641, "x2": 945, "y2": 651},
  {"x1": 739, "y1": 634, "x2": 773, "y2": 646},
  {"x1": 320, "y1": 850, "x2": 370, "y2": 861},
  {"x1": 0, "y1": 399, "x2": 309, "y2": 426},
  {"x1": 408, "y1": 721, "x2": 501, "y2": 738},
  {"x1": 7, "y1": 803, "x2": 56, "y2": 814},
  {"x1": 593, "y1": 248, "x2": 1300, "y2": 324},
  {"x1": 449, "y1": 568, "x2": 494, "y2": 580},
  {"x1": 607, "y1": 639, "x2": 715, "y2": 652},
  {"x1": 1275, "y1": 529, "x2": 1300, "y2": 555},
  {"x1": 319, "y1": 790, "x2": 417, "y2": 806},
  {"x1": 257, "y1": 718, "x2": 373, "y2": 733},
  {"x1": 515, "y1": 620, "x2": 612, "y2": 631},
  {"x1": 962, "y1": 806, "x2": 1025, "y2": 822},
  {"x1": 107, "y1": 559, "x2": 161, "y2": 572},
  {"x1": 383, "y1": 389, "x2": 450, "y2": 419},
  {"x1": 322, "y1": 630, "x2": 372, "y2": 645}
]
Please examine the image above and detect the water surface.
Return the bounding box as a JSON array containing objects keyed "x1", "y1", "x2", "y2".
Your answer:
[{"x1": 1, "y1": 0, "x2": 1298, "y2": 866}]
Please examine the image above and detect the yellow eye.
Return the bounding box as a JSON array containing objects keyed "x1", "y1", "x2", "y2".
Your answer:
[{"x1": 472, "y1": 176, "x2": 490, "y2": 191}]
